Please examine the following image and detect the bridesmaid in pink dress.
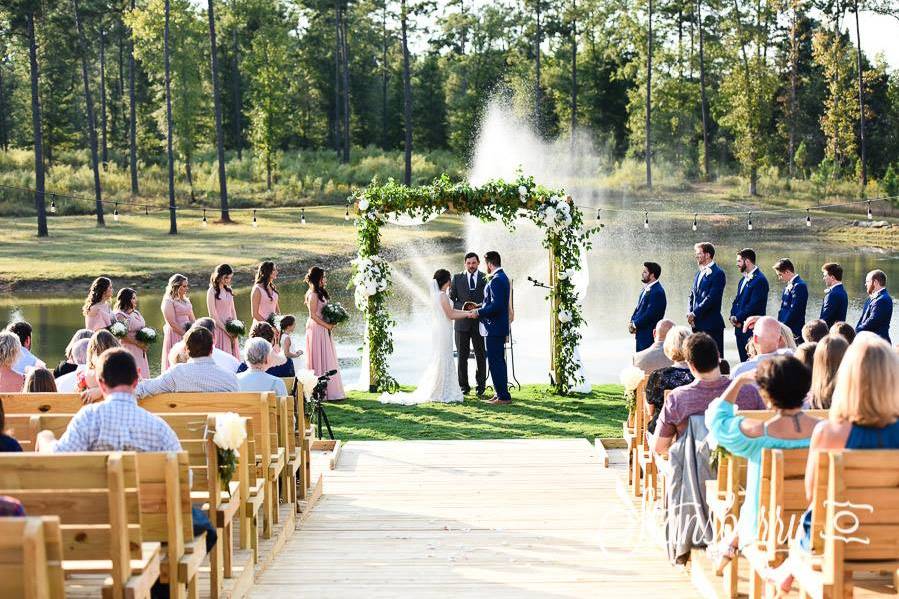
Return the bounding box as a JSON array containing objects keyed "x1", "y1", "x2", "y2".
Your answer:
[
  {"x1": 304, "y1": 266, "x2": 345, "y2": 400},
  {"x1": 113, "y1": 288, "x2": 151, "y2": 379},
  {"x1": 207, "y1": 263, "x2": 240, "y2": 359},
  {"x1": 160, "y1": 274, "x2": 196, "y2": 371},
  {"x1": 251, "y1": 261, "x2": 280, "y2": 329},
  {"x1": 83, "y1": 277, "x2": 115, "y2": 331}
]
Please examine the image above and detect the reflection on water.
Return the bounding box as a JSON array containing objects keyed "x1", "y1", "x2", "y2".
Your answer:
[{"x1": 2, "y1": 216, "x2": 897, "y2": 384}]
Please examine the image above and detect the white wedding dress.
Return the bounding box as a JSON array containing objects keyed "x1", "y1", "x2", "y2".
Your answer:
[{"x1": 379, "y1": 280, "x2": 464, "y2": 405}]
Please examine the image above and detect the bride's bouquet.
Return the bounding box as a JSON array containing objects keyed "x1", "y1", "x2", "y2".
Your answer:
[{"x1": 321, "y1": 302, "x2": 349, "y2": 326}]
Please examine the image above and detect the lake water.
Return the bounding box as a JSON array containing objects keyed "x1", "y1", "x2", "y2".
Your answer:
[{"x1": 2, "y1": 214, "x2": 897, "y2": 386}]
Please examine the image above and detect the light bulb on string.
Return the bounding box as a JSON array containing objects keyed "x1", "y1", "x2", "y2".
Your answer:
[
  {"x1": 113, "y1": 203, "x2": 119, "y2": 222},
  {"x1": 643, "y1": 211, "x2": 649, "y2": 230},
  {"x1": 806, "y1": 209, "x2": 811, "y2": 227},
  {"x1": 145, "y1": 205, "x2": 149, "y2": 216},
  {"x1": 252, "y1": 209, "x2": 258, "y2": 228},
  {"x1": 202, "y1": 209, "x2": 208, "y2": 227},
  {"x1": 344, "y1": 206, "x2": 350, "y2": 221},
  {"x1": 301, "y1": 208, "x2": 306, "y2": 225},
  {"x1": 49, "y1": 195, "x2": 57, "y2": 214},
  {"x1": 747, "y1": 211, "x2": 753, "y2": 231},
  {"x1": 692, "y1": 213, "x2": 698, "y2": 232},
  {"x1": 597, "y1": 208, "x2": 603, "y2": 228},
  {"x1": 867, "y1": 200, "x2": 873, "y2": 220}
]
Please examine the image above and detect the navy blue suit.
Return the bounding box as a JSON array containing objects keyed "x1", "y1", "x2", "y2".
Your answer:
[
  {"x1": 630, "y1": 282, "x2": 667, "y2": 352},
  {"x1": 689, "y1": 263, "x2": 727, "y2": 356},
  {"x1": 819, "y1": 284, "x2": 848, "y2": 327},
  {"x1": 856, "y1": 289, "x2": 893, "y2": 343},
  {"x1": 730, "y1": 269, "x2": 769, "y2": 362},
  {"x1": 478, "y1": 269, "x2": 511, "y2": 400},
  {"x1": 777, "y1": 276, "x2": 809, "y2": 341}
]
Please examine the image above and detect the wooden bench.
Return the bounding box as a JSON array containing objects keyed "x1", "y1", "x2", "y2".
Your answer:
[
  {"x1": 3, "y1": 413, "x2": 38, "y2": 451},
  {"x1": 622, "y1": 375, "x2": 649, "y2": 489},
  {"x1": 0, "y1": 516, "x2": 65, "y2": 599},
  {"x1": 628, "y1": 376, "x2": 650, "y2": 497},
  {"x1": 789, "y1": 449, "x2": 899, "y2": 598},
  {"x1": 0, "y1": 452, "x2": 162, "y2": 599}
]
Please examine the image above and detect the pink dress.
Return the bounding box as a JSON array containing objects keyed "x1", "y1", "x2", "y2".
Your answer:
[
  {"x1": 252, "y1": 284, "x2": 280, "y2": 329},
  {"x1": 208, "y1": 287, "x2": 239, "y2": 359},
  {"x1": 161, "y1": 297, "x2": 195, "y2": 371},
  {"x1": 305, "y1": 291, "x2": 345, "y2": 400},
  {"x1": 85, "y1": 302, "x2": 114, "y2": 331},
  {"x1": 114, "y1": 309, "x2": 151, "y2": 379}
]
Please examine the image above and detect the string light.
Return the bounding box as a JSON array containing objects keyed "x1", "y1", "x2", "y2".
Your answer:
[
  {"x1": 747, "y1": 211, "x2": 753, "y2": 231},
  {"x1": 596, "y1": 208, "x2": 603, "y2": 228},
  {"x1": 252, "y1": 209, "x2": 258, "y2": 228},
  {"x1": 113, "y1": 202, "x2": 119, "y2": 222},
  {"x1": 643, "y1": 211, "x2": 649, "y2": 230},
  {"x1": 145, "y1": 205, "x2": 149, "y2": 216},
  {"x1": 344, "y1": 205, "x2": 350, "y2": 221},
  {"x1": 301, "y1": 208, "x2": 306, "y2": 224},
  {"x1": 202, "y1": 209, "x2": 208, "y2": 227},
  {"x1": 49, "y1": 195, "x2": 57, "y2": 214},
  {"x1": 806, "y1": 209, "x2": 811, "y2": 227},
  {"x1": 692, "y1": 213, "x2": 698, "y2": 232},
  {"x1": 867, "y1": 200, "x2": 873, "y2": 220}
]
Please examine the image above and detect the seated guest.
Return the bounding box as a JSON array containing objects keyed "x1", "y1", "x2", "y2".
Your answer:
[
  {"x1": 855, "y1": 269, "x2": 892, "y2": 343},
  {"x1": 652, "y1": 333, "x2": 764, "y2": 455},
  {"x1": 707, "y1": 356, "x2": 819, "y2": 571},
  {"x1": 77, "y1": 330, "x2": 121, "y2": 395},
  {"x1": 806, "y1": 334, "x2": 848, "y2": 409},
  {"x1": 0, "y1": 496, "x2": 25, "y2": 516},
  {"x1": 23, "y1": 367, "x2": 57, "y2": 393},
  {"x1": 644, "y1": 326, "x2": 694, "y2": 432},
  {"x1": 6, "y1": 321, "x2": 46, "y2": 374},
  {"x1": 133, "y1": 327, "x2": 239, "y2": 400},
  {"x1": 237, "y1": 338, "x2": 288, "y2": 396},
  {"x1": 633, "y1": 319, "x2": 676, "y2": 372},
  {"x1": 719, "y1": 359, "x2": 731, "y2": 376},
  {"x1": 733, "y1": 316, "x2": 784, "y2": 377},
  {"x1": 0, "y1": 399, "x2": 23, "y2": 452},
  {"x1": 769, "y1": 332, "x2": 899, "y2": 593},
  {"x1": 829, "y1": 321, "x2": 856, "y2": 344},
  {"x1": 801, "y1": 319, "x2": 828, "y2": 343},
  {"x1": 794, "y1": 342, "x2": 817, "y2": 372},
  {"x1": 36, "y1": 348, "x2": 217, "y2": 597},
  {"x1": 778, "y1": 322, "x2": 798, "y2": 351},
  {"x1": 55, "y1": 339, "x2": 91, "y2": 392},
  {"x1": 168, "y1": 318, "x2": 241, "y2": 373},
  {"x1": 0, "y1": 332, "x2": 25, "y2": 392},
  {"x1": 235, "y1": 322, "x2": 293, "y2": 377},
  {"x1": 54, "y1": 329, "x2": 93, "y2": 378}
]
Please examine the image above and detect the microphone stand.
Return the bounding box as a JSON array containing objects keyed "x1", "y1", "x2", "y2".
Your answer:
[{"x1": 507, "y1": 280, "x2": 521, "y2": 391}]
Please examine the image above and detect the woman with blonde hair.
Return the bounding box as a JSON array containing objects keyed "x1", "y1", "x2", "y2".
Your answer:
[
  {"x1": 778, "y1": 322, "x2": 798, "y2": 351},
  {"x1": 0, "y1": 332, "x2": 24, "y2": 392},
  {"x1": 77, "y1": 330, "x2": 121, "y2": 395},
  {"x1": 806, "y1": 334, "x2": 848, "y2": 409},
  {"x1": 160, "y1": 274, "x2": 195, "y2": 371},
  {"x1": 644, "y1": 325, "x2": 694, "y2": 431},
  {"x1": 83, "y1": 277, "x2": 115, "y2": 331}
]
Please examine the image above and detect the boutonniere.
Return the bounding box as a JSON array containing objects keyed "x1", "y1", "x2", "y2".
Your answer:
[{"x1": 485, "y1": 273, "x2": 494, "y2": 283}]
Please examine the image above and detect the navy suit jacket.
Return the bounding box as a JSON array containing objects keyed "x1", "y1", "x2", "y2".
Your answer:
[
  {"x1": 689, "y1": 263, "x2": 726, "y2": 332},
  {"x1": 777, "y1": 276, "x2": 809, "y2": 338},
  {"x1": 820, "y1": 284, "x2": 848, "y2": 327},
  {"x1": 631, "y1": 282, "x2": 667, "y2": 348},
  {"x1": 478, "y1": 269, "x2": 510, "y2": 338},
  {"x1": 730, "y1": 270, "x2": 769, "y2": 325},
  {"x1": 856, "y1": 289, "x2": 893, "y2": 343}
]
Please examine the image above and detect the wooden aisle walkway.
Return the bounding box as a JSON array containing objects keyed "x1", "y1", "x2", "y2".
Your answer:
[{"x1": 251, "y1": 439, "x2": 698, "y2": 598}]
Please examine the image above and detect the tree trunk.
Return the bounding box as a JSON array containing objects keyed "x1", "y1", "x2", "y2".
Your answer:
[
  {"x1": 99, "y1": 29, "x2": 108, "y2": 169},
  {"x1": 750, "y1": 166, "x2": 758, "y2": 196},
  {"x1": 697, "y1": 0, "x2": 711, "y2": 180},
  {"x1": 570, "y1": 0, "x2": 577, "y2": 154},
  {"x1": 341, "y1": 8, "x2": 350, "y2": 163},
  {"x1": 266, "y1": 153, "x2": 272, "y2": 190},
  {"x1": 164, "y1": 0, "x2": 177, "y2": 234},
  {"x1": 853, "y1": 1, "x2": 866, "y2": 186},
  {"x1": 128, "y1": 0, "x2": 138, "y2": 195},
  {"x1": 27, "y1": 11, "x2": 48, "y2": 237},
  {"x1": 333, "y1": 0, "x2": 343, "y2": 157},
  {"x1": 185, "y1": 155, "x2": 196, "y2": 203},
  {"x1": 231, "y1": 28, "x2": 242, "y2": 159},
  {"x1": 0, "y1": 61, "x2": 8, "y2": 151},
  {"x1": 535, "y1": 0, "x2": 542, "y2": 131},
  {"x1": 73, "y1": 0, "x2": 105, "y2": 227},
  {"x1": 645, "y1": 0, "x2": 653, "y2": 190},
  {"x1": 381, "y1": 3, "x2": 388, "y2": 149},
  {"x1": 788, "y1": 0, "x2": 798, "y2": 179},
  {"x1": 401, "y1": 0, "x2": 412, "y2": 185},
  {"x1": 207, "y1": 0, "x2": 231, "y2": 221}
]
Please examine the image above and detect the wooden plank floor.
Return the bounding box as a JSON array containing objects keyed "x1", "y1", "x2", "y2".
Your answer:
[{"x1": 251, "y1": 439, "x2": 698, "y2": 598}]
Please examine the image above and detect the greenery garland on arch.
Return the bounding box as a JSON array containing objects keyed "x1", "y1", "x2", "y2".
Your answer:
[{"x1": 351, "y1": 173, "x2": 599, "y2": 395}]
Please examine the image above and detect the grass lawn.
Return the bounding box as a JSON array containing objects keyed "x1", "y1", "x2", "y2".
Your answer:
[{"x1": 321, "y1": 384, "x2": 627, "y2": 442}]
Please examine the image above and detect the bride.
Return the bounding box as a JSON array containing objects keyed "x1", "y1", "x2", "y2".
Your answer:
[{"x1": 380, "y1": 269, "x2": 476, "y2": 405}]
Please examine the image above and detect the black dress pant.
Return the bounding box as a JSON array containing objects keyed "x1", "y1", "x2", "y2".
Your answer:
[{"x1": 455, "y1": 329, "x2": 486, "y2": 393}]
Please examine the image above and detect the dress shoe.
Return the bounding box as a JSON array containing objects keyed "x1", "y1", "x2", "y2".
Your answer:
[{"x1": 487, "y1": 398, "x2": 511, "y2": 405}]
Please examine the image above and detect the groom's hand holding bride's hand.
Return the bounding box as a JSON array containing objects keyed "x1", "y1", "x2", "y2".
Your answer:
[{"x1": 466, "y1": 310, "x2": 479, "y2": 319}]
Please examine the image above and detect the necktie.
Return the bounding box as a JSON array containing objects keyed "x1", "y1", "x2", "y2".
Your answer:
[{"x1": 469, "y1": 274, "x2": 475, "y2": 291}]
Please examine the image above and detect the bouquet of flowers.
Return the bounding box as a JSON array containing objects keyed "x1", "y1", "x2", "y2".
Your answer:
[
  {"x1": 135, "y1": 327, "x2": 158, "y2": 345},
  {"x1": 321, "y1": 302, "x2": 349, "y2": 326},
  {"x1": 619, "y1": 366, "x2": 646, "y2": 415},
  {"x1": 182, "y1": 321, "x2": 194, "y2": 333},
  {"x1": 213, "y1": 412, "x2": 247, "y2": 494},
  {"x1": 225, "y1": 319, "x2": 246, "y2": 338},
  {"x1": 266, "y1": 312, "x2": 282, "y2": 330},
  {"x1": 107, "y1": 321, "x2": 128, "y2": 339}
]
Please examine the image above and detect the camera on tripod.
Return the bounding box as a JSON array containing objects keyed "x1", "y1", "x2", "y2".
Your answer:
[{"x1": 307, "y1": 369, "x2": 338, "y2": 440}]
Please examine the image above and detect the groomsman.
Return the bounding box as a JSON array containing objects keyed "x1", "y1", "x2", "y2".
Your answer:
[
  {"x1": 774, "y1": 258, "x2": 808, "y2": 342},
  {"x1": 819, "y1": 262, "x2": 848, "y2": 327},
  {"x1": 729, "y1": 248, "x2": 769, "y2": 363},
  {"x1": 449, "y1": 252, "x2": 487, "y2": 396},
  {"x1": 629, "y1": 262, "x2": 667, "y2": 352},
  {"x1": 856, "y1": 270, "x2": 893, "y2": 343},
  {"x1": 688, "y1": 242, "x2": 726, "y2": 357}
]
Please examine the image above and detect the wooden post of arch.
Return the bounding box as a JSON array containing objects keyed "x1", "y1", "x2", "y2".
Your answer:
[{"x1": 548, "y1": 243, "x2": 560, "y2": 384}]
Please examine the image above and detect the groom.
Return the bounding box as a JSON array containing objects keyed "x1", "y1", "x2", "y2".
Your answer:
[
  {"x1": 449, "y1": 252, "x2": 487, "y2": 397},
  {"x1": 472, "y1": 251, "x2": 512, "y2": 405}
]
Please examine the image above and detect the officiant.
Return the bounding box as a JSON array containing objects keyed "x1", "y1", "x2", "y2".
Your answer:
[{"x1": 450, "y1": 252, "x2": 487, "y2": 397}]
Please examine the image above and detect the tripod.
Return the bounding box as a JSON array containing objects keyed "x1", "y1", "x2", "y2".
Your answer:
[{"x1": 308, "y1": 369, "x2": 337, "y2": 440}]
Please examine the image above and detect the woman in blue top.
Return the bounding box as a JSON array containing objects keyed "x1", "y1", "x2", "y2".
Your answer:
[
  {"x1": 770, "y1": 332, "x2": 899, "y2": 593},
  {"x1": 0, "y1": 399, "x2": 23, "y2": 452},
  {"x1": 708, "y1": 355, "x2": 820, "y2": 572}
]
